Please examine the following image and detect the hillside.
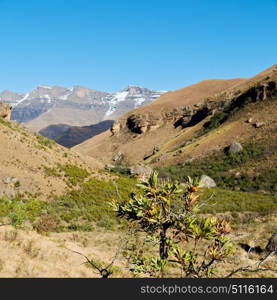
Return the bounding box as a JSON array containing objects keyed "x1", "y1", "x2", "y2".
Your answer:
[
  {"x1": 0, "y1": 108, "x2": 103, "y2": 200},
  {"x1": 0, "y1": 98, "x2": 276, "y2": 278},
  {"x1": 73, "y1": 65, "x2": 277, "y2": 175},
  {"x1": 39, "y1": 120, "x2": 114, "y2": 148}
]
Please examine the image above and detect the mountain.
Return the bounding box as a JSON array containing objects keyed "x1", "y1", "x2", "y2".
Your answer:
[
  {"x1": 39, "y1": 120, "x2": 114, "y2": 148},
  {"x1": 0, "y1": 90, "x2": 25, "y2": 105},
  {"x1": 1, "y1": 69, "x2": 276, "y2": 278},
  {"x1": 0, "y1": 85, "x2": 166, "y2": 132},
  {"x1": 73, "y1": 65, "x2": 277, "y2": 192}
]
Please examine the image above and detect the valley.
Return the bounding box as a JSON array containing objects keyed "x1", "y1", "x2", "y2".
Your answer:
[{"x1": 0, "y1": 65, "x2": 276, "y2": 278}]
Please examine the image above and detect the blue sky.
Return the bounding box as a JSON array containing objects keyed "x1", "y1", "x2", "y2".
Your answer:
[{"x1": 0, "y1": 0, "x2": 276, "y2": 93}]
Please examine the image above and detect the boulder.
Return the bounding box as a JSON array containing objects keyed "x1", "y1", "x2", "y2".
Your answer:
[
  {"x1": 112, "y1": 152, "x2": 124, "y2": 164},
  {"x1": 199, "y1": 175, "x2": 216, "y2": 188},
  {"x1": 2, "y1": 176, "x2": 19, "y2": 184},
  {"x1": 129, "y1": 164, "x2": 153, "y2": 180},
  {"x1": 228, "y1": 141, "x2": 243, "y2": 154},
  {"x1": 182, "y1": 157, "x2": 195, "y2": 165}
]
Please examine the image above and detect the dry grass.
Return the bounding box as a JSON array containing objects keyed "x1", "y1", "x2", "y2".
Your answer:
[
  {"x1": 0, "y1": 119, "x2": 105, "y2": 200},
  {"x1": 0, "y1": 212, "x2": 275, "y2": 278},
  {"x1": 0, "y1": 225, "x2": 130, "y2": 278}
]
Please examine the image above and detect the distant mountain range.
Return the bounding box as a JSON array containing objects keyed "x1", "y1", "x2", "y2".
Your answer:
[
  {"x1": 0, "y1": 85, "x2": 166, "y2": 125},
  {"x1": 0, "y1": 85, "x2": 166, "y2": 146}
]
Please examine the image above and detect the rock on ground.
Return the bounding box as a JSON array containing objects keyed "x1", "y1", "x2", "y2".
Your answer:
[
  {"x1": 129, "y1": 164, "x2": 153, "y2": 180},
  {"x1": 199, "y1": 175, "x2": 216, "y2": 188},
  {"x1": 228, "y1": 141, "x2": 243, "y2": 154}
]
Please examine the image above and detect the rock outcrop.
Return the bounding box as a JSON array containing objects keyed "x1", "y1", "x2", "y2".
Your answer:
[
  {"x1": 0, "y1": 102, "x2": 12, "y2": 121},
  {"x1": 174, "y1": 101, "x2": 219, "y2": 128},
  {"x1": 111, "y1": 121, "x2": 121, "y2": 136},
  {"x1": 126, "y1": 113, "x2": 163, "y2": 134}
]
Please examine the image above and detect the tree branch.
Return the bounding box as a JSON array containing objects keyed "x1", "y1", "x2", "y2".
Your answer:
[{"x1": 226, "y1": 251, "x2": 276, "y2": 278}]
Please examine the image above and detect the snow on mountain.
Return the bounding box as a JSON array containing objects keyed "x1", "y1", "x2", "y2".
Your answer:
[
  {"x1": 105, "y1": 91, "x2": 129, "y2": 117},
  {"x1": 0, "y1": 85, "x2": 167, "y2": 125}
]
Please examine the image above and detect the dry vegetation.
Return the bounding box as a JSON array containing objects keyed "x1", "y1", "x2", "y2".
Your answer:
[
  {"x1": 0, "y1": 66, "x2": 276, "y2": 278},
  {"x1": 0, "y1": 212, "x2": 275, "y2": 277}
]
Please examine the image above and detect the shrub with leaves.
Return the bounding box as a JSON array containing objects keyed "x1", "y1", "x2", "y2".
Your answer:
[{"x1": 112, "y1": 172, "x2": 233, "y2": 277}]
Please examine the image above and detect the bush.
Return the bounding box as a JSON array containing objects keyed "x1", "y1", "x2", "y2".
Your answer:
[
  {"x1": 157, "y1": 143, "x2": 277, "y2": 194},
  {"x1": 0, "y1": 173, "x2": 136, "y2": 231},
  {"x1": 0, "y1": 197, "x2": 45, "y2": 226},
  {"x1": 112, "y1": 172, "x2": 234, "y2": 278},
  {"x1": 57, "y1": 164, "x2": 89, "y2": 186},
  {"x1": 198, "y1": 188, "x2": 277, "y2": 213}
]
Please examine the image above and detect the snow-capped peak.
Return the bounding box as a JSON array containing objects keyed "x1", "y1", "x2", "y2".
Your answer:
[
  {"x1": 37, "y1": 85, "x2": 52, "y2": 89},
  {"x1": 105, "y1": 91, "x2": 129, "y2": 117},
  {"x1": 12, "y1": 93, "x2": 30, "y2": 107}
]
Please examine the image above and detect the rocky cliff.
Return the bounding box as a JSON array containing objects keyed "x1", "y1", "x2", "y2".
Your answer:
[{"x1": 0, "y1": 102, "x2": 12, "y2": 121}]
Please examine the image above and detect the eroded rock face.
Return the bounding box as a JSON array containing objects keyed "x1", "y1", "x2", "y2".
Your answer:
[
  {"x1": 126, "y1": 113, "x2": 163, "y2": 134},
  {"x1": 112, "y1": 79, "x2": 277, "y2": 138},
  {"x1": 0, "y1": 102, "x2": 12, "y2": 121},
  {"x1": 111, "y1": 121, "x2": 121, "y2": 136},
  {"x1": 256, "y1": 81, "x2": 276, "y2": 101},
  {"x1": 174, "y1": 101, "x2": 218, "y2": 129}
]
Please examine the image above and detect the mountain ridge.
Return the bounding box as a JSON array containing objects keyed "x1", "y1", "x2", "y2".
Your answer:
[
  {"x1": 0, "y1": 85, "x2": 166, "y2": 132},
  {"x1": 73, "y1": 65, "x2": 277, "y2": 171}
]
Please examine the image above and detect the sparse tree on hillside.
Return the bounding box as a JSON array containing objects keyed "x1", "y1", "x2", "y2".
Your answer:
[{"x1": 112, "y1": 172, "x2": 234, "y2": 277}]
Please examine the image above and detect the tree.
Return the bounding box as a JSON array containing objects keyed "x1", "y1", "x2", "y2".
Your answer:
[{"x1": 111, "y1": 171, "x2": 233, "y2": 277}]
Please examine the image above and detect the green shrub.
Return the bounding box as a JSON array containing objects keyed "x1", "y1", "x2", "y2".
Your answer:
[
  {"x1": 198, "y1": 188, "x2": 277, "y2": 213},
  {"x1": 57, "y1": 164, "x2": 89, "y2": 186},
  {"x1": 110, "y1": 166, "x2": 130, "y2": 175},
  {"x1": 157, "y1": 143, "x2": 277, "y2": 194},
  {"x1": 0, "y1": 197, "x2": 45, "y2": 226},
  {"x1": 0, "y1": 174, "x2": 136, "y2": 231},
  {"x1": 0, "y1": 117, "x2": 14, "y2": 130},
  {"x1": 113, "y1": 172, "x2": 234, "y2": 278}
]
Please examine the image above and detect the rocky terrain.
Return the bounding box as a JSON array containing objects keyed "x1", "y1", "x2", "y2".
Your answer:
[
  {"x1": 74, "y1": 65, "x2": 277, "y2": 171},
  {"x1": 0, "y1": 66, "x2": 276, "y2": 278}
]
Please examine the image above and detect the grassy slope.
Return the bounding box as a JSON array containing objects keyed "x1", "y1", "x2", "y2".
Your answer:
[{"x1": 1, "y1": 68, "x2": 277, "y2": 277}]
